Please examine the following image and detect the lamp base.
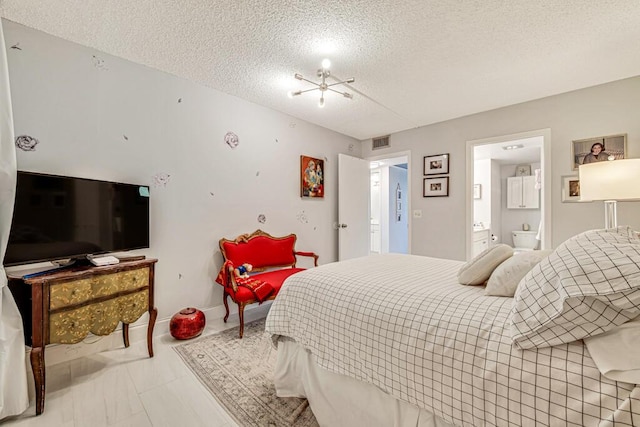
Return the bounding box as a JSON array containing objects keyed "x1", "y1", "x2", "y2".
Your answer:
[{"x1": 604, "y1": 200, "x2": 617, "y2": 230}]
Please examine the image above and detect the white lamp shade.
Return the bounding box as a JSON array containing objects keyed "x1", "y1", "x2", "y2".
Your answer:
[{"x1": 579, "y1": 159, "x2": 640, "y2": 201}]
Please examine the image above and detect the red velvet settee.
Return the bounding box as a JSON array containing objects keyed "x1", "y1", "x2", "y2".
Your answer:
[{"x1": 216, "y1": 229, "x2": 318, "y2": 337}]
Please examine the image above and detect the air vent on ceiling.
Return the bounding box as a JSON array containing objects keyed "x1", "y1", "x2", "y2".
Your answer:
[{"x1": 372, "y1": 135, "x2": 390, "y2": 150}]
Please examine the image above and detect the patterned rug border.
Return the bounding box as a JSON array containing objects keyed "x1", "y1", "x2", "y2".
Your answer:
[{"x1": 173, "y1": 318, "x2": 317, "y2": 427}]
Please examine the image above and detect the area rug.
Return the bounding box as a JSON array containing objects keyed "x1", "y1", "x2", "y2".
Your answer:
[{"x1": 173, "y1": 319, "x2": 318, "y2": 427}]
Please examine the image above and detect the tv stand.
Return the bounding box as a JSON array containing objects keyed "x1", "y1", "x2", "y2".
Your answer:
[{"x1": 7, "y1": 258, "x2": 158, "y2": 416}]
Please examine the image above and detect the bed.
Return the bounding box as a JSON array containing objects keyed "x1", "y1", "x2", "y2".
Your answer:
[{"x1": 265, "y1": 227, "x2": 640, "y2": 427}]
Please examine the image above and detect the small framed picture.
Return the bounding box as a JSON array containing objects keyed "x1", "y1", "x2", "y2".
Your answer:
[
  {"x1": 423, "y1": 177, "x2": 449, "y2": 197},
  {"x1": 423, "y1": 153, "x2": 449, "y2": 175},
  {"x1": 473, "y1": 184, "x2": 481, "y2": 199},
  {"x1": 515, "y1": 164, "x2": 531, "y2": 176},
  {"x1": 561, "y1": 175, "x2": 591, "y2": 203},
  {"x1": 300, "y1": 155, "x2": 324, "y2": 198},
  {"x1": 571, "y1": 133, "x2": 626, "y2": 171}
]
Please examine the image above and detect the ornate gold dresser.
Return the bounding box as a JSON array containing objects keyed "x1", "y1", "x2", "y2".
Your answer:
[{"x1": 7, "y1": 258, "x2": 158, "y2": 415}]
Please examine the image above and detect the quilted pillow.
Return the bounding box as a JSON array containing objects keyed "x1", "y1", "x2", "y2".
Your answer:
[
  {"x1": 510, "y1": 227, "x2": 640, "y2": 349},
  {"x1": 458, "y1": 244, "x2": 513, "y2": 285},
  {"x1": 485, "y1": 250, "x2": 552, "y2": 297}
]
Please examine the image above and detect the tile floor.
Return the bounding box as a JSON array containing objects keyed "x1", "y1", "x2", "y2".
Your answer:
[{"x1": 3, "y1": 307, "x2": 271, "y2": 427}]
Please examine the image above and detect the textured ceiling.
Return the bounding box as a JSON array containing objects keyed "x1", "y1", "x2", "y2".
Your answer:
[{"x1": 2, "y1": 1, "x2": 640, "y2": 140}]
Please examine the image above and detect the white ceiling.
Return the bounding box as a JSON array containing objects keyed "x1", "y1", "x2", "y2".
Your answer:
[
  {"x1": 474, "y1": 136, "x2": 542, "y2": 165},
  {"x1": 2, "y1": 1, "x2": 640, "y2": 141}
]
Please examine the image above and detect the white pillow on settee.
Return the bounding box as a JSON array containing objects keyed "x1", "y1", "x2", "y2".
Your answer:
[
  {"x1": 485, "y1": 250, "x2": 552, "y2": 297},
  {"x1": 457, "y1": 244, "x2": 513, "y2": 285},
  {"x1": 510, "y1": 226, "x2": 640, "y2": 349}
]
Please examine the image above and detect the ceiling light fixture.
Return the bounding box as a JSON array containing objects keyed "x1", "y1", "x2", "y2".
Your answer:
[
  {"x1": 502, "y1": 144, "x2": 524, "y2": 150},
  {"x1": 288, "y1": 59, "x2": 355, "y2": 108}
]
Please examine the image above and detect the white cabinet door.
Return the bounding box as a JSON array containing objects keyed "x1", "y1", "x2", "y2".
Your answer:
[
  {"x1": 507, "y1": 176, "x2": 539, "y2": 209},
  {"x1": 521, "y1": 175, "x2": 539, "y2": 208},
  {"x1": 507, "y1": 177, "x2": 523, "y2": 209}
]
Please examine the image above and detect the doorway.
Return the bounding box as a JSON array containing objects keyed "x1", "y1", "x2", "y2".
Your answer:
[
  {"x1": 368, "y1": 152, "x2": 410, "y2": 254},
  {"x1": 466, "y1": 130, "x2": 552, "y2": 260}
]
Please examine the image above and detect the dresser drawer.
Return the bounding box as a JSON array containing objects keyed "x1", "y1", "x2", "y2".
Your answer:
[
  {"x1": 49, "y1": 279, "x2": 93, "y2": 310},
  {"x1": 118, "y1": 290, "x2": 149, "y2": 324},
  {"x1": 49, "y1": 305, "x2": 93, "y2": 344},
  {"x1": 92, "y1": 267, "x2": 149, "y2": 297},
  {"x1": 90, "y1": 300, "x2": 121, "y2": 336},
  {"x1": 49, "y1": 289, "x2": 150, "y2": 344}
]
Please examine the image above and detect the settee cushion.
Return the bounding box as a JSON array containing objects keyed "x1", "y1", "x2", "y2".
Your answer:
[
  {"x1": 221, "y1": 235, "x2": 297, "y2": 269},
  {"x1": 227, "y1": 268, "x2": 305, "y2": 303}
]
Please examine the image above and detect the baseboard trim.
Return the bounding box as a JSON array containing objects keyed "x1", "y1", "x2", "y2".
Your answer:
[{"x1": 41, "y1": 302, "x2": 272, "y2": 366}]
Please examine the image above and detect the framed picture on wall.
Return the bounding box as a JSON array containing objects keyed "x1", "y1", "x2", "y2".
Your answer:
[
  {"x1": 423, "y1": 153, "x2": 449, "y2": 175},
  {"x1": 561, "y1": 175, "x2": 591, "y2": 203},
  {"x1": 571, "y1": 133, "x2": 626, "y2": 170},
  {"x1": 300, "y1": 155, "x2": 324, "y2": 198},
  {"x1": 423, "y1": 177, "x2": 449, "y2": 197}
]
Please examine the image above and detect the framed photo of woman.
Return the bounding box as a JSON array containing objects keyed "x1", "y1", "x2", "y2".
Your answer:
[{"x1": 571, "y1": 134, "x2": 626, "y2": 170}]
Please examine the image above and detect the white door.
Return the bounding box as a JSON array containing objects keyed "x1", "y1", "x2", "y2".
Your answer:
[{"x1": 338, "y1": 154, "x2": 370, "y2": 261}]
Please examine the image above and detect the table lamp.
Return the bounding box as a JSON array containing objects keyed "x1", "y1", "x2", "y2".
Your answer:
[{"x1": 579, "y1": 159, "x2": 640, "y2": 229}]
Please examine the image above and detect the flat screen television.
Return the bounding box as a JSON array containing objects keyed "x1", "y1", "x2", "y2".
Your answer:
[{"x1": 3, "y1": 171, "x2": 150, "y2": 267}]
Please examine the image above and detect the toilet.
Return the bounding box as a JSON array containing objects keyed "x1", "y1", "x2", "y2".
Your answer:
[{"x1": 512, "y1": 230, "x2": 539, "y2": 252}]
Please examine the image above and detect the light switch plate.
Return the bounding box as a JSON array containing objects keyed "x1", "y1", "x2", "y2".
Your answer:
[{"x1": 413, "y1": 210, "x2": 422, "y2": 218}]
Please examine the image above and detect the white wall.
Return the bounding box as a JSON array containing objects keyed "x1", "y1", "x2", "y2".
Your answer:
[
  {"x1": 473, "y1": 159, "x2": 491, "y2": 228},
  {"x1": 362, "y1": 76, "x2": 640, "y2": 260},
  {"x1": 3, "y1": 21, "x2": 359, "y2": 328},
  {"x1": 490, "y1": 159, "x2": 502, "y2": 244}
]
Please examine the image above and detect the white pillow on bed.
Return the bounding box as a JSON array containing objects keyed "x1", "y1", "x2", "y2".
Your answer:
[
  {"x1": 485, "y1": 250, "x2": 552, "y2": 297},
  {"x1": 457, "y1": 244, "x2": 513, "y2": 285},
  {"x1": 510, "y1": 227, "x2": 640, "y2": 350}
]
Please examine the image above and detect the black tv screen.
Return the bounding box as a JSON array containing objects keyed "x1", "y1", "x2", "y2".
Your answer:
[{"x1": 3, "y1": 171, "x2": 150, "y2": 266}]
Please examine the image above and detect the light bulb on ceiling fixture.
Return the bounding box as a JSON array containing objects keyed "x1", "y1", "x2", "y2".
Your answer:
[{"x1": 288, "y1": 59, "x2": 355, "y2": 106}]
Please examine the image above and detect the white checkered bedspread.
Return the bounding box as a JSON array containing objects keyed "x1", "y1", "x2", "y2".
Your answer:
[{"x1": 265, "y1": 254, "x2": 640, "y2": 427}]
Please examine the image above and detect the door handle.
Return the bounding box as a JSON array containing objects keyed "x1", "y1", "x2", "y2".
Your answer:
[{"x1": 338, "y1": 223, "x2": 348, "y2": 228}]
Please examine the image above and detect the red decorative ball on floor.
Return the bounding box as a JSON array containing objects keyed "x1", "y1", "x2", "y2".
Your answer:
[{"x1": 170, "y1": 307, "x2": 206, "y2": 340}]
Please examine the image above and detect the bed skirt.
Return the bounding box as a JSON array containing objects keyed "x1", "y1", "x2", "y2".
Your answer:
[{"x1": 274, "y1": 337, "x2": 454, "y2": 427}]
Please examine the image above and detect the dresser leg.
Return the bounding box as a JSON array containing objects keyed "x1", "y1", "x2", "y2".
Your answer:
[
  {"x1": 30, "y1": 347, "x2": 45, "y2": 415},
  {"x1": 122, "y1": 323, "x2": 130, "y2": 348},
  {"x1": 147, "y1": 307, "x2": 157, "y2": 358}
]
